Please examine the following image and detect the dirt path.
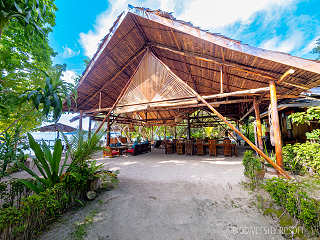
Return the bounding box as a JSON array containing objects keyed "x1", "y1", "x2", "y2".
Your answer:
[{"x1": 39, "y1": 151, "x2": 283, "y2": 240}]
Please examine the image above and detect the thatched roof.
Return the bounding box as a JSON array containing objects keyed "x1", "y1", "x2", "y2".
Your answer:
[
  {"x1": 38, "y1": 123, "x2": 76, "y2": 132},
  {"x1": 71, "y1": 5, "x2": 320, "y2": 123}
]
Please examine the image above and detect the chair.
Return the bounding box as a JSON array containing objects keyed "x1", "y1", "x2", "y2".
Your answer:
[
  {"x1": 154, "y1": 140, "x2": 162, "y2": 148},
  {"x1": 208, "y1": 139, "x2": 217, "y2": 156},
  {"x1": 176, "y1": 141, "x2": 184, "y2": 155},
  {"x1": 185, "y1": 140, "x2": 193, "y2": 155},
  {"x1": 196, "y1": 139, "x2": 205, "y2": 155},
  {"x1": 165, "y1": 141, "x2": 173, "y2": 154},
  {"x1": 172, "y1": 139, "x2": 177, "y2": 153},
  {"x1": 223, "y1": 139, "x2": 232, "y2": 157}
]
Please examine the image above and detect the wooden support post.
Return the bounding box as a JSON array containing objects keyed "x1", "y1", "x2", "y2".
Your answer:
[
  {"x1": 107, "y1": 117, "x2": 110, "y2": 146},
  {"x1": 254, "y1": 97, "x2": 263, "y2": 151},
  {"x1": 174, "y1": 126, "x2": 177, "y2": 139},
  {"x1": 164, "y1": 126, "x2": 167, "y2": 140},
  {"x1": 79, "y1": 110, "x2": 83, "y2": 131},
  {"x1": 269, "y1": 81, "x2": 283, "y2": 168},
  {"x1": 151, "y1": 125, "x2": 154, "y2": 144},
  {"x1": 88, "y1": 117, "x2": 92, "y2": 139},
  {"x1": 220, "y1": 65, "x2": 223, "y2": 93},
  {"x1": 99, "y1": 92, "x2": 102, "y2": 110},
  {"x1": 187, "y1": 117, "x2": 191, "y2": 140}
]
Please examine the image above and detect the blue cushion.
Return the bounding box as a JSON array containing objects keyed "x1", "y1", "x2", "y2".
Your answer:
[{"x1": 110, "y1": 143, "x2": 116, "y2": 147}]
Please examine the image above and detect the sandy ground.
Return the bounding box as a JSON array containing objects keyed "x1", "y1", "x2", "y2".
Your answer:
[{"x1": 39, "y1": 149, "x2": 284, "y2": 240}]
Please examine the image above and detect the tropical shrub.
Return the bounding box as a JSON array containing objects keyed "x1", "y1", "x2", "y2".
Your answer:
[
  {"x1": 242, "y1": 150, "x2": 264, "y2": 180},
  {"x1": 0, "y1": 183, "x2": 77, "y2": 239},
  {"x1": 283, "y1": 142, "x2": 320, "y2": 175},
  {"x1": 263, "y1": 177, "x2": 320, "y2": 233},
  {"x1": 0, "y1": 178, "x2": 34, "y2": 208},
  {"x1": 64, "y1": 131, "x2": 103, "y2": 165},
  {"x1": 19, "y1": 131, "x2": 104, "y2": 194},
  {"x1": 18, "y1": 133, "x2": 67, "y2": 193},
  {"x1": 0, "y1": 125, "x2": 28, "y2": 178},
  {"x1": 0, "y1": 168, "x2": 119, "y2": 240}
]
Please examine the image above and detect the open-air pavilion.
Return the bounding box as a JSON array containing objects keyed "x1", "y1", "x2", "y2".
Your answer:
[{"x1": 70, "y1": 6, "x2": 320, "y2": 179}]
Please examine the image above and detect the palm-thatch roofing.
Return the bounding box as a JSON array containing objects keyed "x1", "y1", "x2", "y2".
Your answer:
[
  {"x1": 71, "y1": 5, "x2": 320, "y2": 125},
  {"x1": 38, "y1": 123, "x2": 76, "y2": 132}
]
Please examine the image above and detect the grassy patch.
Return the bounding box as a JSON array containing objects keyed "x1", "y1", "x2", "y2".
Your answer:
[{"x1": 70, "y1": 210, "x2": 98, "y2": 240}]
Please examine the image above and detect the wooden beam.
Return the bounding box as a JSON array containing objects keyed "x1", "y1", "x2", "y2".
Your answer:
[
  {"x1": 278, "y1": 68, "x2": 295, "y2": 83},
  {"x1": 160, "y1": 55, "x2": 293, "y2": 92},
  {"x1": 94, "y1": 49, "x2": 148, "y2": 134},
  {"x1": 152, "y1": 43, "x2": 278, "y2": 81},
  {"x1": 240, "y1": 94, "x2": 266, "y2": 122},
  {"x1": 152, "y1": 43, "x2": 311, "y2": 91},
  {"x1": 254, "y1": 97, "x2": 263, "y2": 151},
  {"x1": 79, "y1": 47, "x2": 147, "y2": 109},
  {"x1": 270, "y1": 80, "x2": 283, "y2": 169},
  {"x1": 279, "y1": 81, "x2": 309, "y2": 90},
  {"x1": 85, "y1": 87, "x2": 269, "y2": 114},
  {"x1": 203, "y1": 87, "x2": 270, "y2": 99}
]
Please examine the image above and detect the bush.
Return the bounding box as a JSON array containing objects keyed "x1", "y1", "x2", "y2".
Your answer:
[
  {"x1": 0, "y1": 168, "x2": 119, "y2": 240},
  {"x1": 0, "y1": 126, "x2": 28, "y2": 179},
  {"x1": 0, "y1": 178, "x2": 34, "y2": 208},
  {"x1": 242, "y1": 150, "x2": 264, "y2": 180},
  {"x1": 263, "y1": 177, "x2": 320, "y2": 234},
  {"x1": 0, "y1": 183, "x2": 71, "y2": 239},
  {"x1": 283, "y1": 142, "x2": 320, "y2": 175}
]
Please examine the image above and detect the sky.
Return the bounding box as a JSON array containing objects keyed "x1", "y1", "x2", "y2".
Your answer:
[{"x1": 48, "y1": 0, "x2": 320, "y2": 129}]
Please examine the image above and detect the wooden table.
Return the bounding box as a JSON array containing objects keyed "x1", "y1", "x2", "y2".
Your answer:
[
  {"x1": 216, "y1": 143, "x2": 237, "y2": 156},
  {"x1": 110, "y1": 146, "x2": 128, "y2": 155}
]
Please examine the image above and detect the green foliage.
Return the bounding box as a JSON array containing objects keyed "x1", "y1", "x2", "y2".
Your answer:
[
  {"x1": 20, "y1": 65, "x2": 77, "y2": 122},
  {"x1": 283, "y1": 142, "x2": 320, "y2": 175},
  {"x1": 0, "y1": 0, "x2": 57, "y2": 132},
  {"x1": 306, "y1": 129, "x2": 320, "y2": 142},
  {"x1": 18, "y1": 133, "x2": 67, "y2": 193},
  {"x1": 263, "y1": 178, "x2": 320, "y2": 233},
  {"x1": 64, "y1": 131, "x2": 103, "y2": 165},
  {"x1": 289, "y1": 106, "x2": 320, "y2": 125},
  {"x1": 0, "y1": 183, "x2": 74, "y2": 239},
  {"x1": 0, "y1": 178, "x2": 34, "y2": 208},
  {"x1": 0, "y1": 0, "x2": 56, "y2": 39},
  {"x1": 0, "y1": 125, "x2": 28, "y2": 178},
  {"x1": 242, "y1": 150, "x2": 264, "y2": 180},
  {"x1": 71, "y1": 210, "x2": 97, "y2": 240}
]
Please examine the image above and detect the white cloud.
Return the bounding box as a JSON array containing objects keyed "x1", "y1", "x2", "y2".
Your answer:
[
  {"x1": 300, "y1": 36, "x2": 319, "y2": 55},
  {"x1": 178, "y1": 0, "x2": 294, "y2": 30},
  {"x1": 62, "y1": 70, "x2": 77, "y2": 84},
  {"x1": 79, "y1": 0, "x2": 295, "y2": 58},
  {"x1": 62, "y1": 46, "x2": 80, "y2": 58},
  {"x1": 260, "y1": 31, "x2": 304, "y2": 53},
  {"x1": 79, "y1": 0, "x2": 178, "y2": 58}
]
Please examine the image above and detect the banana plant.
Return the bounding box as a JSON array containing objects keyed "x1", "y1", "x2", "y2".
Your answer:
[
  {"x1": 21, "y1": 64, "x2": 77, "y2": 122},
  {"x1": 18, "y1": 133, "x2": 68, "y2": 193}
]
